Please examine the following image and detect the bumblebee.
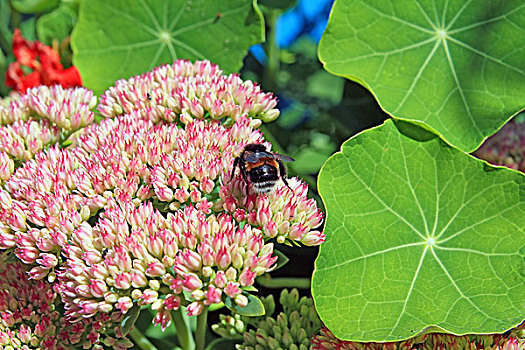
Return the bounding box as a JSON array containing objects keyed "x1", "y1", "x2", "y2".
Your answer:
[{"x1": 232, "y1": 143, "x2": 295, "y2": 194}]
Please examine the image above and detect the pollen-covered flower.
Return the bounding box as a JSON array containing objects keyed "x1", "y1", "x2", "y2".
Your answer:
[
  {"x1": 98, "y1": 59, "x2": 279, "y2": 124},
  {"x1": 0, "y1": 261, "x2": 130, "y2": 350},
  {"x1": 218, "y1": 173, "x2": 325, "y2": 245}
]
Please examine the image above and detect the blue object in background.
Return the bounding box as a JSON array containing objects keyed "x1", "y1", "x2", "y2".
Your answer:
[{"x1": 249, "y1": 0, "x2": 334, "y2": 64}]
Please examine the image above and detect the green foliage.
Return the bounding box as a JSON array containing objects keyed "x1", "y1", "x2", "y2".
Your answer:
[
  {"x1": 120, "y1": 304, "x2": 141, "y2": 336},
  {"x1": 272, "y1": 249, "x2": 290, "y2": 270},
  {"x1": 71, "y1": 0, "x2": 265, "y2": 94},
  {"x1": 205, "y1": 338, "x2": 242, "y2": 350},
  {"x1": 319, "y1": 0, "x2": 525, "y2": 152},
  {"x1": 10, "y1": 0, "x2": 59, "y2": 13},
  {"x1": 36, "y1": 3, "x2": 76, "y2": 45},
  {"x1": 234, "y1": 289, "x2": 322, "y2": 350},
  {"x1": 313, "y1": 119, "x2": 525, "y2": 342},
  {"x1": 224, "y1": 294, "x2": 266, "y2": 317}
]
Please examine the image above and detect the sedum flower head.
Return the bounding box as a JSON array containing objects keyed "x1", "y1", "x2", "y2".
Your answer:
[
  {"x1": 0, "y1": 59, "x2": 325, "y2": 345},
  {"x1": 0, "y1": 86, "x2": 96, "y2": 167},
  {"x1": 218, "y1": 173, "x2": 325, "y2": 246},
  {"x1": 0, "y1": 261, "x2": 130, "y2": 350},
  {"x1": 0, "y1": 146, "x2": 104, "y2": 279},
  {"x1": 60, "y1": 199, "x2": 277, "y2": 328},
  {"x1": 98, "y1": 59, "x2": 280, "y2": 124}
]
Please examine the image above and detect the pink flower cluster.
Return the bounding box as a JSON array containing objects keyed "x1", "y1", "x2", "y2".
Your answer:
[
  {"x1": 60, "y1": 200, "x2": 277, "y2": 329},
  {"x1": 0, "y1": 261, "x2": 131, "y2": 350},
  {"x1": 311, "y1": 327, "x2": 525, "y2": 350},
  {"x1": 0, "y1": 59, "x2": 325, "y2": 345},
  {"x1": 0, "y1": 85, "x2": 96, "y2": 173},
  {"x1": 98, "y1": 60, "x2": 280, "y2": 124},
  {"x1": 218, "y1": 173, "x2": 325, "y2": 245}
]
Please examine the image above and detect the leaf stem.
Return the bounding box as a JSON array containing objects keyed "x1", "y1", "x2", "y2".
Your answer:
[
  {"x1": 172, "y1": 309, "x2": 195, "y2": 350},
  {"x1": 128, "y1": 327, "x2": 158, "y2": 350},
  {"x1": 195, "y1": 306, "x2": 209, "y2": 350},
  {"x1": 263, "y1": 8, "x2": 280, "y2": 92},
  {"x1": 257, "y1": 275, "x2": 311, "y2": 289}
]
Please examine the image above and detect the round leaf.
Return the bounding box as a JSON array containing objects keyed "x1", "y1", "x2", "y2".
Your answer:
[
  {"x1": 313, "y1": 119, "x2": 525, "y2": 342},
  {"x1": 319, "y1": 0, "x2": 525, "y2": 152},
  {"x1": 71, "y1": 0, "x2": 265, "y2": 94}
]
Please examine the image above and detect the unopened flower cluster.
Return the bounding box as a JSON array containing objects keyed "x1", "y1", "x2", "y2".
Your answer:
[
  {"x1": 0, "y1": 59, "x2": 325, "y2": 346},
  {"x1": 212, "y1": 289, "x2": 322, "y2": 350}
]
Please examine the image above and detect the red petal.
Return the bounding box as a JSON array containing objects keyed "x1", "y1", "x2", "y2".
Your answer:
[
  {"x1": 42, "y1": 66, "x2": 82, "y2": 88},
  {"x1": 12, "y1": 28, "x2": 39, "y2": 69}
]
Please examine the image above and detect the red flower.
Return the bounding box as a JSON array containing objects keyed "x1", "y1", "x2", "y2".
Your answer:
[{"x1": 5, "y1": 29, "x2": 82, "y2": 92}]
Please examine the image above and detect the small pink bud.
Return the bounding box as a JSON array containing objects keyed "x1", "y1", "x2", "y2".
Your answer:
[
  {"x1": 187, "y1": 301, "x2": 204, "y2": 316},
  {"x1": 116, "y1": 297, "x2": 134, "y2": 313},
  {"x1": 182, "y1": 273, "x2": 203, "y2": 292},
  {"x1": 224, "y1": 281, "x2": 240, "y2": 298},
  {"x1": 139, "y1": 289, "x2": 158, "y2": 305},
  {"x1": 215, "y1": 248, "x2": 231, "y2": 270},
  {"x1": 145, "y1": 260, "x2": 166, "y2": 277}
]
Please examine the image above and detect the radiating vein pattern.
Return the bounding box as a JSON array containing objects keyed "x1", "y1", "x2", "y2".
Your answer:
[
  {"x1": 72, "y1": 0, "x2": 263, "y2": 93},
  {"x1": 313, "y1": 120, "x2": 525, "y2": 342},
  {"x1": 319, "y1": 0, "x2": 525, "y2": 151}
]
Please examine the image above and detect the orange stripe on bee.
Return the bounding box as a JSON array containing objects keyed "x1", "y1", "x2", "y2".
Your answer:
[{"x1": 245, "y1": 158, "x2": 278, "y2": 171}]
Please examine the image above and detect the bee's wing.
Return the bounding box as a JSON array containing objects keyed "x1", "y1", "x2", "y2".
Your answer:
[
  {"x1": 274, "y1": 153, "x2": 295, "y2": 162},
  {"x1": 244, "y1": 153, "x2": 262, "y2": 162}
]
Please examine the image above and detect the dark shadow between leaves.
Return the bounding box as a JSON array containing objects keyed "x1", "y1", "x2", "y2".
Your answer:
[{"x1": 393, "y1": 118, "x2": 438, "y2": 143}]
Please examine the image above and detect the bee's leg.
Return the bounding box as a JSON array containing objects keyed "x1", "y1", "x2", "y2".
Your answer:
[
  {"x1": 239, "y1": 163, "x2": 250, "y2": 195},
  {"x1": 230, "y1": 157, "x2": 239, "y2": 182},
  {"x1": 278, "y1": 160, "x2": 292, "y2": 190}
]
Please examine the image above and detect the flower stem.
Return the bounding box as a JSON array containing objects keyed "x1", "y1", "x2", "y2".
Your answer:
[
  {"x1": 172, "y1": 309, "x2": 195, "y2": 350},
  {"x1": 195, "y1": 306, "x2": 209, "y2": 350},
  {"x1": 129, "y1": 327, "x2": 158, "y2": 350},
  {"x1": 257, "y1": 276, "x2": 311, "y2": 289}
]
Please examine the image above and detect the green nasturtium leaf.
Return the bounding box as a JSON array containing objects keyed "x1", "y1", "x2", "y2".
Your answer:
[
  {"x1": 71, "y1": 0, "x2": 264, "y2": 94},
  {"x1": 319, "y1": 0, "x2": 525, "y2": 152},
  {"x1": 313, "y1": 119, "x2": 525, "y2": 342}
]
